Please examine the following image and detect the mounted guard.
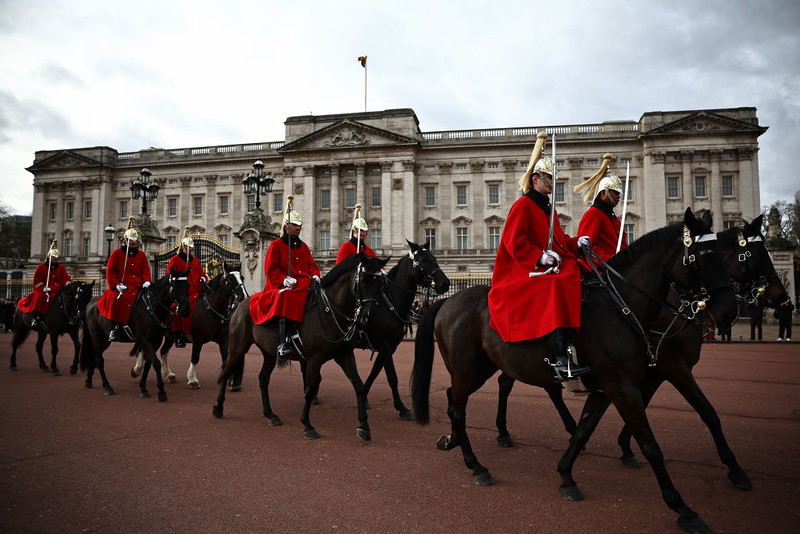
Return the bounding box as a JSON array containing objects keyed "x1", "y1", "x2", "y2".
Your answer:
[
  {"x1": 18, "y1": 239, "x2": 71, "y2": 328},
  {"x1": 336, "y1": 204, "x2": 377, "y2": 264},
  {"x1": 487, "y1": 132, "x2": 592, "y2": 382},
  {"x1": 98, "y1": 217, "x2": 152, "y2": 341},
  {"x1": 248, "y1": 195, "x2": 321, "y2": 363},
  {"x1": 166, "y1": 226, "x2": 207, "y2": 348}
]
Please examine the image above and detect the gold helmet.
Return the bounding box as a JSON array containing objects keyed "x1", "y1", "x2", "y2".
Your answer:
[
  {"x1": 518, "y1": 132, "x2": 548, "y2": 193},
  {"x1": 284, "y1": 210, "x2": 302, "y2": 226},
  {"x1": 598, "y1": 174, "x2": 623, "y2": 194},
  {"x1": 533, "y1": 156, "x2": 554, "y2": 175},
  {"x1": 47, "y1": 239, "x2": 60, "y2": 259},
  {"x1": 573, "y1": 153, "x2": 614, "y2": 204},
  {"x1": 123, "y1": 228, "x2": 140, "y2": 242},
  {"x1": 352, "y1": 217, "x2": 368, "y2": 232},
  {"x1": 181, "y1": 226, "x2": 194, "y2": 248}
]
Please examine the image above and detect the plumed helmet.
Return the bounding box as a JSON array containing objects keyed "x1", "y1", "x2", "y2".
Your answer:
[
  {"x1": 181, "y1": 226, "x2": 193, "y2": 248},
  {"x1": 599, "y1": 174, "x2": 623, "y2": 194},
  {"x1": 123, "y1": 228, "x2": 140, "y2": 242},
  {"x1": 284, "y1": 210, "x2": 303, "y2": 226},
  {"x1": 352, "y1": 217, "x2": 369, "y2": 232},
  {"x1": 533, "y1": 156, "x2": 554, "y2": 175},
  {"x1": 47, "y1": 240, "x2": 60, "y2": 259}
]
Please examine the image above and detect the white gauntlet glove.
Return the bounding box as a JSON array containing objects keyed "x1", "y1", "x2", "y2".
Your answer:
[
  {"x1": 116, "y1": 283, "x2": 127, "y2": 292},
  {"x1": 42, "y1": 287, "x2": 51, "y2": 293},
  {"x1": 577, "y1": 235, "x2": 592, "y2": 250},
  {"x1": 538, "y1": 251, "x2": 557, "y2": 268},
  {"x1": 282, "y1": 276, "x2": 297, "y2": 289},
  {"x1": 312, "y1": 275, "x2": 320, "y2": 283},
  {"x1": 142, "y1": 281, "x2": 151, "y2": 288}
]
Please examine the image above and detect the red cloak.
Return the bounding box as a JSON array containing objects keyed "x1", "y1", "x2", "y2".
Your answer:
[{"x1": 97, "y1": 247, "x2": 152, "y2": 323}]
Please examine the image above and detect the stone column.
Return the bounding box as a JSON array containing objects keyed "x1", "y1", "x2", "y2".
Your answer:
[
  {"x1": 402, "y1": 160, "x2": 417, "y2": 246},
  {"x1": 681, "y1": 150, "x2": 693, "y2": 212},
  {"x1": 738, "y1": 148, "x2": 758, "y2": 219},
  {"x1": 710, "y1": 150, "x2": 722, "y2": 232},
  {"x1": 302, "y1": 166, "x2": 316, "y2": 249},
  {"x1": 356, "y1": 163, "x2": 366, "y2": 216},
  {"x1": 330, "y1": 164, "x2": 341, "y2": 245},
  {"x1": 380, "y1": 161, "x2": 393, "y2": 249},
  {"x1": 644, "y1": 151, "x2": 667, "y2": 233},
  {"x1": 29, "y1": 184, "x2": 46, "y2": 261}
]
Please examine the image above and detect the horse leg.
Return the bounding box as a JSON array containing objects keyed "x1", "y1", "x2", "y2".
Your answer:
[
  {"x1": 608, "y1": 387, "x2": 709, "y2": 534},
  {"x1": 618, "y1": 377, "x2": 664, "y2": 468},
  {"x1": 334, "y1": 351, "x2": 371, "y2": 441},
  {"x1": 547, "y1": 384, "x2": 576, "y2": 435},
  {"x1": 131, "y1": 350, "x2": 144, "y2": 378},
  {"x1": 95, "y1": 352, "x2": 115, "y2": 396},
  {"x1": 151, "y1": 351, "x2": 168, "y2": 402},
  {"x1": 160, "y1": 339, "x2": 176, "y2": 383},
  {"x1": 9, "y1": 320, "x2": 31, "y2": 371},
  {"x1": 668, "y1": 371, "x2": 752, "y2": 490},
  {"x1": 139, "y1": 357, "x2": 153, "y2": 398},
  {"x1": 379, "y1": 350, "x2": 414, "y2": 421},
  {"x1": 219, "y1": 338, "x2": 241, "y2": 392},
  {"x1": 447, "y1": 383, "x2": 492, "y2": 486},
  {"x1": 495, "y1": 373, "x2": 515, "y2": 447},
  {"x1": 68, "y1": 330, "x2": 80, "y2": 375},
  {"x1": 187, "y1": 342, "x2": 202, "y2": 389},
  {"x1": 48, "y1": 332, "x2": 61, "y2": 375},
  {"x1": 35, "y1": 332, "x2": 48, "y2": 372},
  {"x1": 362, "y1": 353, "x2": 384, "y2": 409},
  {"x1": 300, "y1": 359, "x2": 325, "y2": 440},
  {"x1": 257, "y1": 352, "x2": 281, "y2": 426}
]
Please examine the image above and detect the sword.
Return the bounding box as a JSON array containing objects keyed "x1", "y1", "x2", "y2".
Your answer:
[
  {"x1": 354, "y1": 204, "x2": 362, "y2": 253},
  {"x1": 286, "y1": 194, "x2": 294, "y2": 281},
  {"x1": 117, "y1": 237, "x2": 131, "y2": 300},
  {"x1": 44, "y1": 252, "x2": 53, "y2": 303},
  {"x1": 547, "y1": 133, "x2": 557, "y2": 251},
  {"x1": 616, "y1": 162, "x2": 630, "y2": 253}
]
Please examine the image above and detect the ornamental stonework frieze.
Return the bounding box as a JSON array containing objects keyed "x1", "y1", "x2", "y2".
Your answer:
[
  {"x1": 325, "y1": 127, "x2": 369, "y2": 147},
  {"x1": 503, "y1": 160, "x2": 517, "y2": 171},
  {"x1": 652, "y1": 152, "x2": 666, "y2": 164},
  {"x1": 293, "y1": 183, "x2": 304, "y2": 196},
  {"x1": 402, "y1": 160, "x2": 415, "y2": 172},
  {"x1": 393, "y1": 178, "x2": 403, "y2": 190},
  {"x1": 470, "y1": 161, "x2": 484, "y2": 171},
  {"x1": 438, "y1": 162, "x2": 452, "y2": 173},
  {"x1": 381, "y1": 161, "x2": 393, "y2": 172},
  {"x1": 567, "y1": 157, "x2": 583, "y2": 168}
]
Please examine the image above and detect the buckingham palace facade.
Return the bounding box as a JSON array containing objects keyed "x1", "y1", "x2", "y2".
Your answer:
[{"x1": 25, "y1": 106, "x2": 767, "y2": 279}]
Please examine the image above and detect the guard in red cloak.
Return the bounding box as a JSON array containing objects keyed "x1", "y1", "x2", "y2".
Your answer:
[
  {"x1": 336, "y1": 210, "x2": 376, "y2": 264},
  {"x1": 166, "y1": 228, "x2": 206, "y2": 348},
  {"x1": 488, "y1": 132, "x2": 591, "y2": 382},
  {"x1": 97, "y1": 221, "x2": 152, "y2": 341},
  {"x1": 18, "y1": 240, "x2": 71, "y2": 327},
  {"x1": 249, "y1": 204, "x2": 320, "y2": 361}
]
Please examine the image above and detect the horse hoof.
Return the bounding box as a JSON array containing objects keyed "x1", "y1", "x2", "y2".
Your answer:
[
  {"x1": 130, "y1": 368, "x2": 139, "y2": 378},
  {"x1": 559, "y1": 484, "x2": 584, "y2": 502},
  {"x1": 399, "y1": 409, "x2": 415, "y2": 421},
  {"x1": 621, "y1": 455, "x2": 642, "y2": 469},
  {"x1": 187, "y1": 382, "x2": 201, "y2": 390},
  {"x1": 9, "y1": 364, "x2": 17, "y2": 371},
  {"x1": 212, "y1": 406, "x2": 223, "y2": 418},
  {"x1": 496, "y1": 435, "x2": 514, "y2": 448},
  {"x1": 436, "y1": 435, "x2": 451, "y2": 450},
  {"x1": 140, "y1": 391, "x2": 150, "y2": 399},
  {"x1": 728, "y1": 469, "x2": 753, "y2": 490},
  {"x1": 228, "y1": 384, "x2": 242, "y2": 392},
  {"x1": 84, "y1": 380, "x2": 92, "y2": 389},
  {"x1": 677, "y1": 512, "x2": 710, "y2": 534},
  {"x1": 267, "y1": 416, "x2": 283, "y2": 426},
  {"x1": 473, "y1": 471, "x2": 493, "y2": 486},
  {"x1": 51, "y1": 369, "x2": 60, "y2": 376},
  {"x1": 304, "y1": 428, "x2": 320, "y2": 440},
  {"x1": 157, "y1": 391, "x2": 167, "y2": 402},
  {"x1": 40, "y1": 366, "x2": 49, "y2": 373},
  {"x1": 165, "y1": 375, "x2": 177, "y2": 384},
  {"x1": 104, "y1": 387, "x2": 116, "y2": 396},
  {"x1": 69, "y1": 367, "x2": 77, "y2": 375},
  {"x1": 356, "y1": 428, "x2": 371, "y2": 442}
]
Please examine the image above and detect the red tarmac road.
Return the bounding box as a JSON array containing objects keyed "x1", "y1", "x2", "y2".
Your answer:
[{"x1": 0, "y1": 336, "x2": 798, "y2": 533}]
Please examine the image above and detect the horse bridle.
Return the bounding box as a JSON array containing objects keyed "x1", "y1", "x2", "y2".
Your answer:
[
  {"x1": 315, "y1": 261, "x2": 382, "y2": 344},
  {"x1": 58, "y1": 282, "x2": 89, "y2": 326},
  {"x1": 138, "y1": 273, "x2": 189, "y2": 330},
  {"x1": 201, "y1": 270, "x2": 246, "y2": 322},
  {"x1": 733, "y1": 231, "x2": 768, "y2": 305}
]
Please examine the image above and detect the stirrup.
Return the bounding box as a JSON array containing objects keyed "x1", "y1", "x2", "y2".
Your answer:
[
  {"x1": 108, "y1": 328, "x2": 120, "y2": 342},
  {"x1": 545, "y1": 357, "x2": 591, "y2": 382},
  {"x1": 277, "y1": 342, "x2": 292, "y2": 358}
]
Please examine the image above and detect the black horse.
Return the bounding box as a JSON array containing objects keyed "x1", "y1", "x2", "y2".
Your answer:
[
  {"x1": 356, "y1": 240, "x2": 450, "y2": 420},
  {"x1": 213, "y1": 253, "x2": 389, "y2": 441},
  {"x1": 412, "y1": 209, "x2": 737, "y2": 533},
  {"x1": 131, "y1": 262, "x2": 248, "y2": 389},
  {"x1": 10, "y1": 281, "x2": 95, "y2": 375},
  {"x1": 80, "y1": 269, "x2": 191, "y2": 401}
]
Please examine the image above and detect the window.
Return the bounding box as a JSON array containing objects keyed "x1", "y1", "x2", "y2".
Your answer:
[
  {"x1": 487, "y1": 163, "x2": 499, "y2": 169},
  {"x1": 694, "y1": 176, "x2": 707, "y2": 198},
  {"x1": 667, "y1": 176, "x2": 680, "y2": 199},
  {"x1": 456, "y1": 185, "x2": 467, "y2": 206},
  {"x1": 721, "y1": 153, "x2": 732, "y2": 160},
  {"x1": 457, "y1": 266, "x2": 467, "y2": 273},
  {"x1": 665, "y1": 154, "x2": 678, "y2": 161},
  {"x1": 625, "y1": 183, "x2": 634, "y2": 202},
  {"x1": 273, "y1": 192, "x2": 283, "y2": 213},
  {"x1": 120, "y1": 200, "x2": 128, "y2": 219},
  {"x1": 345, "y1": 188, "x2": 355, "y2": 208},
  {"x1": 455, "y1": 164, "x2": 467, "y2": 170},
  {"x1": 488, "y1": 184, "x2": 499, "y2": 205},
  {"x1": 144, "y1": 200, "x2": 153, "y2": 216},
  {"x1": 193, "y1": 196, "x2": 203, "y2": 216},
  {"x1": 84, "y1": 200, "x2": 92, "y2": 219},
  {"x1": 425, "y1": 186, "x2": 436, "y2": 207},
  {"x1": 424, "y1": 165, "x2": 435, "y2": 172},
  {"x1": 319, "y1": 230, "x2": 330, "y2": 250},
  {"x1": 246, "y1": 195, "x2": 255, "y2": 213},
  {"x1": 693, "y1": 153, "x2": 705, "y2": 160},
  {"x1": 586, "y1": 159, "x2": 598, "y2": 166},
  {"x1": 219, "y1": 176, "x2": 230, "y2": 182},
  {"x1": 722, "y1": 175, "x2": 734, "y2": 197},
  {"x1": 425, "y1": 228, "x2": 436, "y2": 249},
  {"x1": 194, "y1": 177, "x2": 204, "y2": 183},
  {"x1": 488, "y1": 227, "x2": 501, "y2": 250},
  {"x1": 168, "y1": 178, "x2": 178, "y2": 185},
  {"x1": 49, "y1": 203, "x2": 57, "y2": 221},
  {"x1": 320, "y1": 190, "x2": 330, "y2": 209},
  {"x1": 723, "y1": 220, "x2": 737, "y2": 230},
  {"x1": 371, "y1": 187, "x2": 381, "y2": 207},
  {"x1": 370, "y1": 229, "x2": 382, "y2": 249},
  {"x1": 64, "y1": 238, "x2": 73, "y2": 257},
  {"x1": 168, "y1": 198, "x2": 177, "y2": 217},
  {"x1": 624, "y1": 224, "x2": 635, "y2": 244},
  {"x1": 219, "y1": 234, "x2": 228, "y2": 245},
  {"x1": 167, "y1": 236, "x2": 177, "y2": 248},
  {"x1": 83, "y1": 237, "x2": 91, "y2": 257},
  {"x1": 66, "y1": 202, "x2": 74, "y2": 220},
  {"x1": 456, "y1": 227, "x2": 468, "y2": 249},
  {"x1": 219, "y1": 195, "x2": 229, "y2": 215},
  {"x1": 554, "y1": 182, "x2": 565, "y2": 203}
]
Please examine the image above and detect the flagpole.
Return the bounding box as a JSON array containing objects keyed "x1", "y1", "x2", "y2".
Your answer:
[{"x1": 363, "y1": 62, "x2": 367, "y2": 112}]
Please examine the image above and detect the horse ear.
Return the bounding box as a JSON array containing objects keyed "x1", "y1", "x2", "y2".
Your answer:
[
  {"x1": 406, "y1": 239, "x2": 418, "y2": 251},
  {"x1": 683, "y1": 207, "x2": 696, "y2": 225},
  {"x1": 749, "y1": 214, "x2": 764, "y2": 234},
  {"x1": 701, "y1": 209, "x2": 713, "y2": 227}
]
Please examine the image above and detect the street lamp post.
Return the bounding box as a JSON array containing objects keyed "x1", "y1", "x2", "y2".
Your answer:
[
  {"x1": 130, "y1": 167, "x2": 160, "y2": 215},
  {"x1": 242, "y1": 160, "x2": 274, "y2": 211},
  {"x1": 103, "y1": 223, "x2": 115, "y2": 279}
]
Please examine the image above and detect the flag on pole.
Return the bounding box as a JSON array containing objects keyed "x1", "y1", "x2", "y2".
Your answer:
[{"x1": 358, "y1": 55, "x2": 367, "y2": 68}]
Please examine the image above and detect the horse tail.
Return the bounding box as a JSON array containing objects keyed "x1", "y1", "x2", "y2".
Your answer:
[
  {"x1": 79, "y1": 325, "x2": 95, "y2": 371},
  {"x1": 411, "y1": 297, "x2": 448, "y2": 426}
]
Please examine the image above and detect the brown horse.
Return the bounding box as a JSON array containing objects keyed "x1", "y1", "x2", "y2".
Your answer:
[
  {"x1": 9, "y1": 281, "x2": 95, "y2": 375},
  {"x1": 411, "y1": 209, "x2": 737, "y2": 533},
  {"x1": 80, "y1": 268, "x2": 191, "y2": 401},
  {"x1": 212, "y1": 253, "x2": 389, "y2": 441}
]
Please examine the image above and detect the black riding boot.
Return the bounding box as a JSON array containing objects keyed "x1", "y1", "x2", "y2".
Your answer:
[
  {"x1": 30, "y1": 311, "x2": 43, "y2": 327},
  {"x1": 277, "y1": 317, "x2": 291, "y2": 361},
  {"x1": 108, "y1": 322, "x2": 121, "y2": 342},
  {"x1": 546, "y1": 328, "x2": 591, "y2": 382},
  {"x1": 175, "y1": 332, "x2": 187, "y2": 348}
]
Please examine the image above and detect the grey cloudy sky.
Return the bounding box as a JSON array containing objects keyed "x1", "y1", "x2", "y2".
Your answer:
[{"x1": 1, "y1": 0, "x2": 798, "y2": 215}]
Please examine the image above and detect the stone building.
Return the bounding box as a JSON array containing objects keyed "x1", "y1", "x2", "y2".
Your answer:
[{"x1": 25, "y1": 106, "x2": 767, "y2": 286}]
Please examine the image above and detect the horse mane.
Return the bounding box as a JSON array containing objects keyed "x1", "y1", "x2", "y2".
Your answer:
[
  {"x1": 607, "y1": 223, "x2": 683, "y2": 272},
  {"x1": 321, "y1": 254, "x2": 385, "y2": 288},
  {"x1": 207, "y1": 273, "x2": 223, "y2": 291}
]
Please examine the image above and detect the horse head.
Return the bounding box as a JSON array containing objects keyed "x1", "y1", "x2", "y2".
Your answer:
[
  {"x1": 223, "y1": 261, "x2": 248, "y2": 302},
  {"x1": 352, "y1": 252, "x2": 390, "y2": 324},
  {"x1": 673, "y1": 208, "x2": 737, "y2": 333},
  {"x1": 168, "y1": 267, "x2": 192, "y2": 317},
  {"x1": 406, "y1": 239, "x2": 450, "y2": 295},
  {"x1": 729, "y1": 214, "x2": 789, "y2": 308}
]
